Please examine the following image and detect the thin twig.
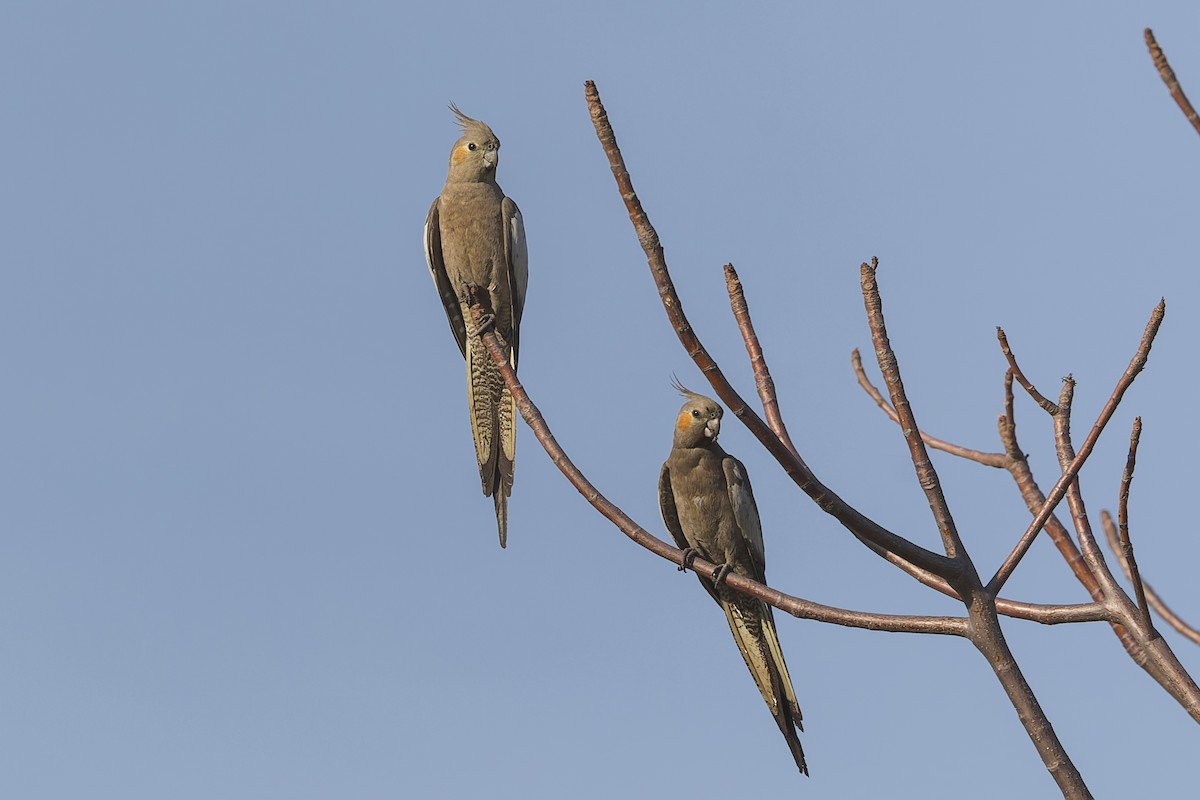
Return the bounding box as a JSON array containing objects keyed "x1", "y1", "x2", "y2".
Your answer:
[
  {"x1": 861, "y1": 259, "x2": 970, "y2": 567},
  {"x1": 853, "y1": 349, "x2": 1006, "y2": 467},
  {"x1": 1102, "y1": 512, "x2": 1200, "y2": 646},
  {"x1": 1145, "y1": 28, "x2": 1200, "y2": 137},
  {"x1": 1117, "y1": 418, "x2": 1154, "y2": 632},
  {"x1": 724, "y1": 263, "x2": 800, "y2": 458},
  {"x1": 998, "y1": 328, "x2": 1059, "y2": 414},
  {"x1": 987, "y1": 301, "x2": 1166, "y2": 594},
  {"x1": 1051, "y1": 379, "x2": 1111, "y2": 583}
]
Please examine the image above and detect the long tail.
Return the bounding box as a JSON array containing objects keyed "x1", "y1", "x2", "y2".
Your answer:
[
  {"x1": 465, "y1": 326, "x2": 516, "y2": 548},
  {"x1": 721, "y1": 596, "x2": 808, "y2": 775}
]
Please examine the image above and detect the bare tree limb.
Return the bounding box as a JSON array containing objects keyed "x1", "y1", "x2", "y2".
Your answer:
[
  {"x1": 1145, "y1": 28, "x2": 1200, "y2": 137},
  {"x1": 998, "y1": 327, "x2": 1060, "y2": 414},
  {"x1": 724, "y1": 263, "x2": 801, "y2": 458},
  {"x1": 1116, "y1": 417, "x2": 1155, "y2": 632},
  {"x1": 1102, "y1": 512, "x2": 1200, "y2": 646},
  {"x1": 860, "y1": 259, "x2": 971, "y2": 568},
  {"x1": 987, "y1": 301, "x2": 1166, "y2": 594},
  {"x1": 735, "y1": 266, "x2": 1100, "y2": 625},
  {"x1": 583, "y1": 79, "x2": 959, "y2": 582},
  {"x1": 853, "y1": 348, "x2": 1006, "y2": 467},
  {"x1": 463, "y1": 288, "x2": 969, "y2": 637}
]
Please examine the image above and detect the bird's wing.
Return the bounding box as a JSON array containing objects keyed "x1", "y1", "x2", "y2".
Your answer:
[
  {"x1": 424, "y1": 197, "x2": 467, "y2": 357},
  {"x1": 502, "y1": 196, "x2": 528, "y2": 367},
  {"x1": 658, "y1": 464, "x2": 690, "y2": 552},
  {"x1": 723, "y1": 456, "x2": 767, "y2": 581}
]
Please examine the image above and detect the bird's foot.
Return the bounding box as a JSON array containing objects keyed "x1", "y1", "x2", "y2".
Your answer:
[
  {"x1": 678, "y1": 547, "x2": 700, "y2": 572},
  {"x1": 461, "y1": 283, "x2": 497, "y2": 334},
  {"x1": 711, "y1": 563, "x2": 734, "y2": 586},
  {"x1": 473, "y1": 312, "x2": 496, "y2": 335}
]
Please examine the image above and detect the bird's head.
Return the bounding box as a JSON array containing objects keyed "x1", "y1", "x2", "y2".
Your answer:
[
  {"x1": 446, "y1": 104, "x2": 500, "y2": 182},
  {"x1": 671, "y1": 377, "x2": 723, "y2": 448}
]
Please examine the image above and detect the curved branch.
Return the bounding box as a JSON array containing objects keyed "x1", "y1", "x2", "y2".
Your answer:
[
  {"x1": 853, "y1": 349, "x2": 1006, "y2": 467},
  {"x1": 463, "y1": 290, "x2": 967, "y2": 637}
]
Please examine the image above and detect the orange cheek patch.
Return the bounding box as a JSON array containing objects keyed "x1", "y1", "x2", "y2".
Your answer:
[
  {"x1": 451, "y1": 146, "x2": 468, "y2": 166},
  {"x1": 676, "y1": 412, "x2": 691, "y2": 434}
]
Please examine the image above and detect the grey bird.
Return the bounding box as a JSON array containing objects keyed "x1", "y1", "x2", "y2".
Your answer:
[
  {"x1": 658, "y1": 382, "x2": 808, "y2": 775},
  {"x1": 424, "y1": 106, "x2": 528, "y2": 547}
]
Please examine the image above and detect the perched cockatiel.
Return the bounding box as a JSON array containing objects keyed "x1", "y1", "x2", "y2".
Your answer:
[
  {"x1": 424, "y1": 106, "x2": 528, "y2": 548},
  {"x1": 658, "y1": 381, "x2": 808, "y2": 775}
]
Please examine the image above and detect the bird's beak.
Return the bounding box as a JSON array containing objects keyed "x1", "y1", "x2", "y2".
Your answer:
[
  {"x1": 483, "y1": 150, "x2": 498, "y2": 168},
  {"x1": 704, "y1": 418, "x2": 720, "y2": 439}
]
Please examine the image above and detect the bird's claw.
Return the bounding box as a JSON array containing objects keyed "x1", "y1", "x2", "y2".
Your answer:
[
  {"x1": 473, "y1": 312, "x2": 496, "y2": 335},
  {"x1": 711, "y1": 563, "x2": 733, "y2": 586},
  {"x1": 678, "y1": 547, "x2": 699, "y2": 572}
]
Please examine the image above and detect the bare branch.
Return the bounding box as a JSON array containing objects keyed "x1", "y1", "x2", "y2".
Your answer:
[
  {"x1": 997, "y1": 327, "x2": 1059, "y2": 414},
  {"x1": 1117, "y1": 418, "x2": 1154, "y2": 631},
  {"x1": 1145, "y1": 28, "x2": 1200, "y2": 137},
  {"x1": 860, "y1": 259, "x2": 970, "y2": 566},
  {"x1": 463, "y1": 289, "x2": 968, "y2": 637},
  {"x1": 987, "y1": 301, "x2": 1166, "y2": 594},
  {"x1": 724, "y1": 263, "x2": 800, "y2": 458},
  {"x1": 853, "y1": 348, "x2": 1006, "y2": 467},
  {"x1": 583, "y1": 80, "x2": 959, "y2": 582},
  {"x1": 1102, "y1": 512, "x2": 1200, "y2": 646}
]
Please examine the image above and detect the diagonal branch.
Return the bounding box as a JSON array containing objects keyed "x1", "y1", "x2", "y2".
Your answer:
[
  {"x1": 1116, "y1": 417, "x2": 1154, "y2": 632},
  {"x1": 1145, "y1": 28, "x2": 1200, "y2": 137},
  {"x1": 987, "y1": 301, "x2": 1166, "y2": 594},
  {"x1": 583, "y1": 79, "x2": 959, "y2": 582},
  {"x1": 860, "y1": 259, "x2": 971, "y2": 567},
  {"x1": 729, "y1": 264, "x2": 1098, "y2": 624},
  {"x1": 1101, "y1": 511, "x2": 1200, "y2": 646},
  {"x1": 853, "y1": 349, "x2": 1006, "y2": 467},
  {"x1": 724, "y1": 263, "x2": 800, "y2": 458}
]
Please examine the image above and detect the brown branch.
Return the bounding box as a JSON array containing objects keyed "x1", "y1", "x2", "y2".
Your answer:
[
  {"x1": 462, "y1": 290, "x2": 967, "y2": 636},
  {"x1": 853, "y1": 348, "x2": 1006, "y2": 467},
  {"x1": 1117, "y1": 417, "x2": 1154, "y2": 631},
  {"x1": 998, "y1": 327, "x2": 1059, "y2": 414},
  {"x1": 1102, "y1": 512, "x2": 1200, "y2": 646},
  {"x1": 987, "y1": 301, "x2": 1166, "y2": 594},
  {"x1": 860, "y1": 259, "x2": 971, "y2": 568},
  {"x1": 1050, "y1": 379, "x2": 1114, "y2": 590},
  {"x1": 583, "y1": 79, "x2": 959, "y2": 582},
  {"x1": 586, "y1": 81, "x2": 1096, "y2": 796},
  {"x1": 726, "y1": 276, "x2": 1106, "y2": 623},
  {"x1": 724, "y1": 263, "x2": 800, "y2": 458},
  {"x1": 1145, "y1": 28, "x2": 1200, "y2": 137}
]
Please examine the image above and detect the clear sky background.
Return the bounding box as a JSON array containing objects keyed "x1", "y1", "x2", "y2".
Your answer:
[{"x1": 2, "y1": 2, "x2": 1198, "y2": 798}]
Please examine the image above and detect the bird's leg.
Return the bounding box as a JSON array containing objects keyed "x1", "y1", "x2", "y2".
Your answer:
[
  {"x1": 711, "y1": 563, "x2": 734, "y2": 586},
  {"x1": 678, "y1": 547, "x2": 700, "y2": 572}
]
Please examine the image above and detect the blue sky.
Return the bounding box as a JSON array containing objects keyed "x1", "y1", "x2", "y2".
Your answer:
[{"x1": 2, "y1": 2, "x2": 1198, "y2": 797}]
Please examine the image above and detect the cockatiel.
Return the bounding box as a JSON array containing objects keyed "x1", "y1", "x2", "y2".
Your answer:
[
  {"x1": 424, "y1": 106, "x2": 528, "y2": 548},
  {"x1": 658, "y1": 382, "x2": 808, "y2": 775}
]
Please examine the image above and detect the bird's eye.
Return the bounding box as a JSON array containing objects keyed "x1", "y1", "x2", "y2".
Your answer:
[
  {"x1": 468, "y1": 143, "x2": 477, "y2": 151},
  {"x1": 691, "y1": 409, "x2": 701, "y2": 418}
]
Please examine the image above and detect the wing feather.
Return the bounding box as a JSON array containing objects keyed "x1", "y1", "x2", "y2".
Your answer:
[
  {"x1": 502, "y1": 197, "x2": 528, "y2": 368},
  {"x1": 723, "y1": 456, "x2": 766, "y2": 580},
  {"x1": 424, "y1": 197, "x2": 467, "y2": 357}
]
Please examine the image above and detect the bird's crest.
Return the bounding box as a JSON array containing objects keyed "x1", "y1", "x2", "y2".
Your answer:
[
  {"x1": 671, "y1": 375, "x2": 705, "y2": 401},
  {"x1": 449, "y1": 103, "x2": 496, "y2": 142}
]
